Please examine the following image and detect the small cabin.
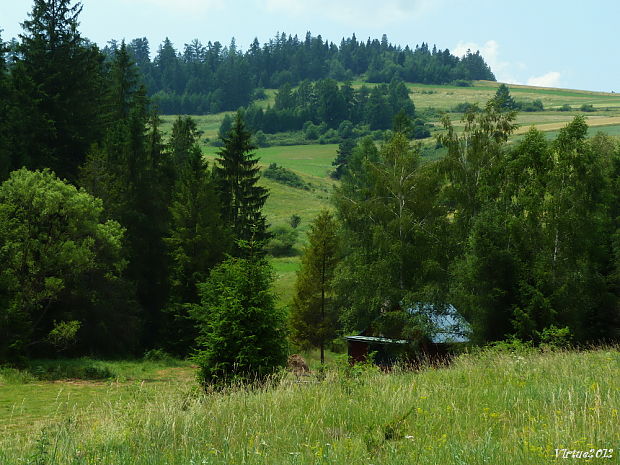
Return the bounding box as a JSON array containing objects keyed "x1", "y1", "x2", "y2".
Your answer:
[{"x1": 345, "y1": 304, "x2": 471, "y2": 366}]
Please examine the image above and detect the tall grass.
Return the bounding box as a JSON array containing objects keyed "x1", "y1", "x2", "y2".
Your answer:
[{"x1": 1, "y1": 348, "x2": 618, "y2": 464}]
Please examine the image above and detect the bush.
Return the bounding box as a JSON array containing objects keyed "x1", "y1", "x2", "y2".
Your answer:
[
  {"x1": 263, "y1": 163, "x2": 309, "y2": 190},
  {"x1": 451, "y1": 79, "x2": 473, "y2": 87},
  {"x1": 268, "y1": 225, "x2": 299, "y2": 256},
  {"x1": 518, "y1": 99, "x2": 544, "y2": 112},
  {"x1": 253, "y1": 130, "x2": 269, "y2": 147},
  {"x1": 537, "y1": 325, "x2": 573, "y2": 349},
  {"x1": 27, "y1": 358, "x2": 116, "y2": 380},
  {"x1": 452, "y1": 102, "x2": 476, "y2": 113},
  {"x1": 304, "y1": 122, "x2": 319, "y2": 140},
  {"x1": 558, "y1": 104, "x2": 572, "y2": 112},
  {"x1": 192, "y1": 257, "x2": 288, "y2": 387},
  {"x1": 143, "y1": 348, "x2": 174, "y2": 362},
  {"x1": 580, "y1": 103, "x2": 595, "y2": 112}
]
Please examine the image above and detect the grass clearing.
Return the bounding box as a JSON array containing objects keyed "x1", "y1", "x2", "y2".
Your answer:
[{"x1": 1, "y1": 349, "x2": 619, "y2": 464}]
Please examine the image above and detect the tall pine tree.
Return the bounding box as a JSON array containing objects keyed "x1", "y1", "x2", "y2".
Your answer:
[
  {"x1": 164, "y1": 116, "x2": 230, "y2": 355},
  {"x1": 215, "y1": 111, "x2": 269, "y2": 255},
  {"x1": 291, "y1": 210, "x2": 340, "y2": 364},
  {"x1": 13, "y1": 0, "x2": 105, "y2": 181},
  {"x1": 80, "y1": 42, "x2": 171, "y2": 348}
]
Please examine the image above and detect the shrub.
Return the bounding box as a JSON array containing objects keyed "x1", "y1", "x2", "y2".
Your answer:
[
  {"x1": 537, "y1": 325, "x2": 573, "y2": 349},
  {"x1": 304, "y1": 122, "x2": 319, "y2": 140},
  {"x1": 263, "y1": 163, "x2": 309, "y2": 190},
  {"x1": 580, "y1": 103, "x2": 595, "y2": 112},
  {"x1": 558, "y1": 104, "x2": 572, "y2": 112},
  {"x1": 192, "y1": 257, "x2": 288, "y2": 387},
  {"x1": 268, "y1": 225, "x2": 299, "y2": 256},
  {"x1": 451, "y1": 79, "x2": 473, "y2": 87},
  {"x1": 519, "y1": 99, "x2": 544, "y2": 112},
  {"x1": 452, "y1": 102, "x2": 476, "y2": 113},
  {"x1": 143, "y1": 348, "x2": 174, "y2": 362}
]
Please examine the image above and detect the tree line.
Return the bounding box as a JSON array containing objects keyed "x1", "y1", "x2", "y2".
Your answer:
[
  {"x1": 0, "y1": 1, "x2": 285, "y2": 387},
  {"x1": 105, "y1": 32, "x2": 494, "y2": 114},
  {"x1": 241, "y1": 78, "x2": 420, "y2": 134},
  {"x1": 291, "y1": 95, "x2": 620, "y2": 356}
]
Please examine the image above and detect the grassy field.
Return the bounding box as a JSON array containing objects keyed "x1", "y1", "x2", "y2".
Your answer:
[{"x1": 1, "y1": 348, "x2": 619, "y2": 464}]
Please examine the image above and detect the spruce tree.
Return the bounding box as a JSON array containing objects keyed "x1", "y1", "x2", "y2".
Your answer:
[
  {"x1": 0, "y1": 34, "x2": 11, "y2": 180},
  {"x1": 164, "y1": 116, "x2": 229, "y2": 355},
  {"x1": 192, "y1": 256, "x2": 287, "y2": 387},
  {"x1": 80, "y1": 43, "x2": 171, "y2": 348},
  {"x1": 291, "y1": 210, "x2": 340, "y2": 363},
  {"x1": 13, "y1": 0, "x2": 105, "y2": 181},
  {"x1": 215, "y1": 111, "x2": 269, "y2": 255}
]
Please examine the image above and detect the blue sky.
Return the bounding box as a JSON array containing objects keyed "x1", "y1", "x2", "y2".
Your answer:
[{"x1": 1, "y1": 0, "x2": 618, "y2": 92}]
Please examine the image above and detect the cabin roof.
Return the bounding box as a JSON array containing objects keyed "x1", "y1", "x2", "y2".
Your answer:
[
  {"x1": 345, "y1": 335, "x2": 408, "y2": 344},
  {"x1": 407, "y1": 303, "x2": 471, "y2": 343},
  {"x1": 346, "y1": 303, "x2": 471, "y2": 345}
]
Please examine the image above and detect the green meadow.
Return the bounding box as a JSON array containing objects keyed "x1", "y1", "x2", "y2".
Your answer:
[{"x1": 2, "y1": 348, "x2": 619, "y2": 464}]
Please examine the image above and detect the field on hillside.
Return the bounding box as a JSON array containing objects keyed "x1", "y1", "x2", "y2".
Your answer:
[
  {"x1": 204, "y1": 144, "x2": 337, "y2": 304},
  {"x1": 161, "y1": 81, "x2": 620, "y2": 145},
  {"x1": 1, "y1": 349, "x2": 619, "y2": 464}
]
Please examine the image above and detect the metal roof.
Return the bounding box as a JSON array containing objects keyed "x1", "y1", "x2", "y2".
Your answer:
[
  {"x1": 346, "y1": 304, "x2": 471, "y2": 345},
  {"x1": 345, "y1": 335, "x2": 408, "y2": 344},
  {"x1": 407, "y1": 304, "x2": 471, "y2": 343}
]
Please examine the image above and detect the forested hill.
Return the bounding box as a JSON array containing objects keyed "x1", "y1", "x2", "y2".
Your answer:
[{"x1": 104, "y1": 33, "x2": 495, "y2": 114}]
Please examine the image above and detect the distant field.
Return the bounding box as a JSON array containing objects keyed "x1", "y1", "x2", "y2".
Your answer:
[
  {"x1": 514, "y1": 116, "x2": 620, "y2": 135},
  {"x1": 203, "y1": 144, "x2": 336, "y2": 305}
]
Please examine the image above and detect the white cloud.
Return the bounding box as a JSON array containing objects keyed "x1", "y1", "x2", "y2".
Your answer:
[
  {"x1": 262, "y1": 0, "x2": 440, "y2": 27},
  {"x1": 453, "y1": 39, "x2": 522, "y2": 84},
  {"x1": 527, "y1": 71, "x2": 561, "y2": 88}
]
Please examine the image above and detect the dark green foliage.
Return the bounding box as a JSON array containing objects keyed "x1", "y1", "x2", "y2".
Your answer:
[
  {"x1": 218, "y1": 114, "x2": 233, "y2": 139},
  {"x1": 267, "y1": 225, "x2": 299, "y2": 256},
  {"x1": 492, "y1": 84, "x2": 518, "y2": 111},
  {"x1": 558, "y1": 104, "x2": 572, "y2": 112},
  {"x1": 79, "y1": 43, "x2": 171, "y2": 348},
  {"x1": 164, "y1": 116, "x2": 229, "y2": 355},
  {"x1": 291, "y1": 210, "x2": 341, "y2": 363},
  {"x1": 0, "y1": 169, "x2": 133, "y2": 362},
  {"x1": 580, "y1": 103, "x2": 596, "y2": 112},
  {"x1": 263, "y1": 163, "x2": 309, "y2": 189},
  {"x1": 192, "y1": 257, "x2": 287, "y2": 387},
  {"x1": 518, "y1": 99, "x2": 544, "y2": 112},
  {"x1": 452, "y1": 102, "x2": 476, "y2": 113},
  {"x1": 12, "y1": 0, "x2": 105, "y2": 181},
  {"x1": 0, "y1": 34, "x2": 13, "y2": 181},
  {"x1": 215, "y1": 112, "x2": 270, "y2": 254},
  {"x1": 289, "y1": 214, "x2": 301, "y2": 229},
  {"x1": 332, "y1": 138, "x2": 357, "y2": 179},
  {"x1": 245, "y1": 78, "x2": 416, "y2": 137},
  {"x1": 445, "y1": 111, "x2": 619, "y2": 344},
  {"x1": 333, "y1": 134, "x2": 449, "y2": 334}
]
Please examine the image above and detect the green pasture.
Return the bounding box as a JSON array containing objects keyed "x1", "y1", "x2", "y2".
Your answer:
[{"x1": 2, "y1": 349, "x2": 619, "y2": 464}]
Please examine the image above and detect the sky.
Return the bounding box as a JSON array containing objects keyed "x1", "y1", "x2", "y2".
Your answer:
[{"x1": 1, "y1": 0, "x2": 618, "y2": 92}]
